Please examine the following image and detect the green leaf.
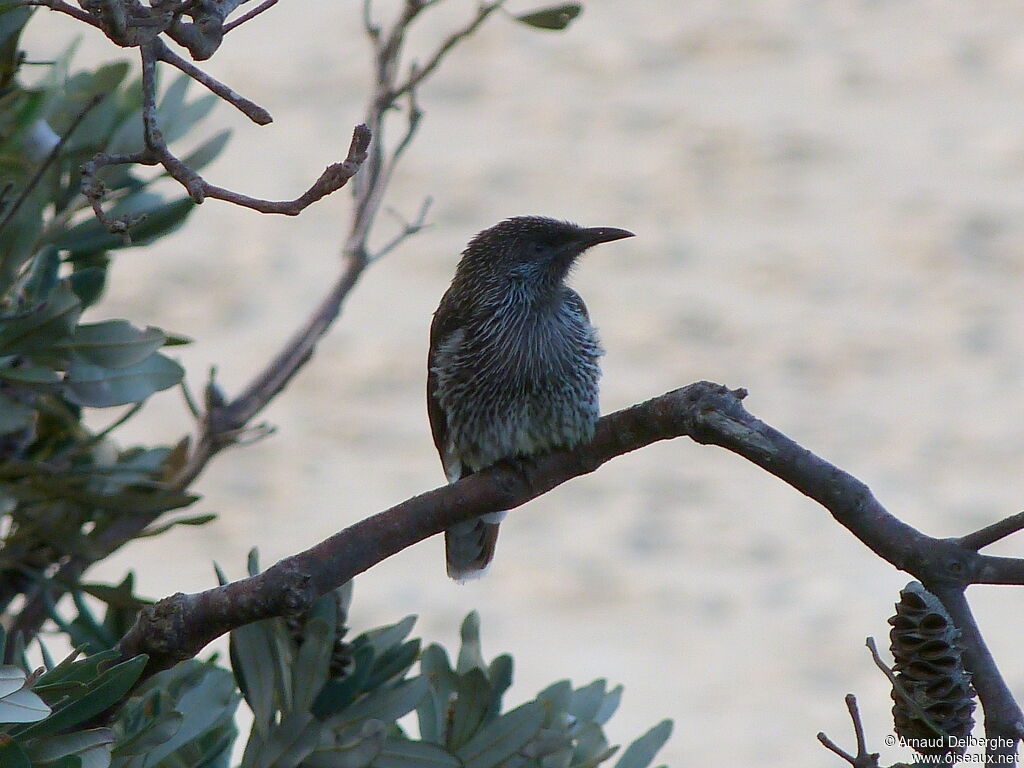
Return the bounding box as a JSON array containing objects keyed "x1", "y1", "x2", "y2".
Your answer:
[
  {"x1": 138, "y1": 512, "x2": 217, "y2": 538},
  {"x1": 22, "y1": 245, "x2": 61, "y2": 305},
  {"x1": 0, "y1": 739, "x2": 31, "y2": 768},
  {"x1": 0, "y1": 284, "x2": 81, "y2": 354},
  {"x1": 0, "y1": 687, "x2": 52, "y2": 724},
  {"x1": 312, "y1": 644, "x2": 374, "y2": 720},
  {"x1": 373, "y1": 738, "x2": 461, "y2": 768},
  {"x1": 230, "y1": 620, "x2": 278, "y2": 733},
  {"x1": 447, "y1": 668, "x2": 494, "y2": 749},
  {"x1": 291, "y1": 617, "x2": 333, "y2": 713},
  {"x1": 572, "y1": 722, "x2": 618, "y2": 768},
  {"x1": 305, "y1": 719, "x2": 385, "y2": 768},
  {"x1": 455, "y1": 701, "x2": 546, "y2": 768},
  {"x1": 178, "y1": 128, "x2": 231, "y2": 172},
  {"x1": 613, "y1": 720, "x2": 673, "y2": 768},
  {"x1": 416, "y1": 644, "x2": 456, "y2": 745},
  {"x1": 327, "y1": 676, "x2": 428, "y2": 730},
  {"x1": 0, "y1": 363, "x2": 60, "y2": 385},
  {"x1": 0, "y1": 664, "x2": 25, "y2": 696},
  {"x1": 128, "y1": 662, "x2": 238, "y2": 766},
  {"x1": 68, "y1": 266, "x2": 108, "y2": 309},
  {"x1": 363, "y1": 639, "x2": 420, "y2": 691},
  {"x1": 51, "y1": 197, "x2": 195, "y2": 257},
  {"x1": 594, "y1": 685, "x2": 622, "y2": 725},
  {"x1": 0, "y1": 391, "x2": 33, "y2": 434},
  {"x1": 455, "y1": 612, "x2": 485, "y2": 675},
  {"x1": 59, "y1": 321, "x2": 166, "y2": 368},
  {"x1": 25, "y1": 728, "x2": 114, "y2": 767},
  {"x1": 64, "y1": 352, "x2": 184, "y2": 407},
  {"x1": 15, "y1": 654, "x2": 147, "y2": 739},
  {"x1": 514, "y1": 3, "x2": 582, "y2": 30},
  {"x1": 354, "y1": 615, "x2": 417, "y2": 658},
  {"x1": 110, "y1": 709, "x2": 182, "y2": 756},
  {"x1": 569, "y1": 679, "x2": 606, "y2": 724}
]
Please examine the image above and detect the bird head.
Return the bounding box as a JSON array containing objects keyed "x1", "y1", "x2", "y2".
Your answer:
[{"x1": 459, "y1": 216, "x2": 634, "y2": 285}]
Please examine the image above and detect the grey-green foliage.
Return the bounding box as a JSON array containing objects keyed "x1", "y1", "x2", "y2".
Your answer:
[
  {"x1": 0, "y1": 4, "x2": 231, "y2": 611},
  {"x1": 0, "y1": 624, "x2": 149, "y2": 768},
  {"x1": 222, "y1": 559, "x2": 672, "y2": 768}
]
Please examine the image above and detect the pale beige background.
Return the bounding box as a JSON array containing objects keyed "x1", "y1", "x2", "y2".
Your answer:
[{"x1": 24, "y1": 2, "x2": 1024, "y2": 765}]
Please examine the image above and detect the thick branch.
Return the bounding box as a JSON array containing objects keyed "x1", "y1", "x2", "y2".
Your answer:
[{"x1": 115, "y1": 381, "x2": 1024, "y2": 757}]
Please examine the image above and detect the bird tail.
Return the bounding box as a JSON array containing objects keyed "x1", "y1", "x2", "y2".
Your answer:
[{"x1": 445, "y1": 515, "x2": 501, "y2": 581}]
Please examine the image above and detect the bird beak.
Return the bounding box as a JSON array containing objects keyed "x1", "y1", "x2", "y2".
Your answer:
[{"x1": 576, "y1": 226, "x2": 635, "y2": 249}]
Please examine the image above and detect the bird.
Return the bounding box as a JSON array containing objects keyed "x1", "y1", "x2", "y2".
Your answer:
[{"x1": 427, "y1": 216, "x2": 634, "y2": 580}]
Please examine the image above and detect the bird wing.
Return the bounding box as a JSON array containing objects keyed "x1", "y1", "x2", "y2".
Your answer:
[{"x1": 427, "y1": 288, "x2": 467, "y2": 482}]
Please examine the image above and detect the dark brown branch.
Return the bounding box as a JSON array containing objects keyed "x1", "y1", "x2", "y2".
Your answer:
[{"x1": 113, "y1": 382, "x2": 1024, "y2": 757}]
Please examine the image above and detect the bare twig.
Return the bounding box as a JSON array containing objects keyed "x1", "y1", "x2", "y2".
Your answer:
[
  {"x1": 222, "y1": 0, "x2": 278, "y2": 33},
  {"x1": 817, "y1": 694, "x2": 880, "y2": 768},
  {"x1": 959, "y1": 510, "x2": 1024, "y2": 551},
  {"x1": 11, "y1": 0, "x2": 101, "y2": 27},
  {"x1": 391, "y1": 1, "x2": 506, "y2": 100},
  {"x1": 153, "y1": 40, "x2": 272, "y2": 124}
]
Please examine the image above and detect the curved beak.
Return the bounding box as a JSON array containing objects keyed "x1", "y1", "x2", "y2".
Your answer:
[{"x1": 577, "y1": 226, "x2": 635, "y2": 250}]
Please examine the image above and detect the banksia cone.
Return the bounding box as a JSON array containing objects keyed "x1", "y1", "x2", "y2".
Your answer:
[{"x1": 888, "y1": 581, "x2": 976, "y2": 763}]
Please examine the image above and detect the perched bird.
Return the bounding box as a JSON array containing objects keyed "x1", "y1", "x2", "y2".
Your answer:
[{"x1": 427, "y1": 216, "x2": 634, "y2": 580}]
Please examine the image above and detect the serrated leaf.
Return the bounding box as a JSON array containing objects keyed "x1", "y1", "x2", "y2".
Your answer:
[
  {"x1": 59, "y1": 321, "x2": 166, "y2": 368},
  {"x1": 0, "y1": 686, "x2": 52, "y2": 723},
  {"x1": 0, "y1": 392, "x2": 32, "y2": 434},
  {"x1": 64, "y1": 352, "x2": 184, "y2": 407},
  {"x1": 455, "y1": 701, "x2": 546, "y2": 768},
  {"x1": 613, "y1": 720, "x2": 673, "y2": 768},
  {"x1": 514, "y1": 3, "x2": 581, "y2": 30},
  {"x1": 0, "y1": 284, "x2": 81, "y2": 354}
]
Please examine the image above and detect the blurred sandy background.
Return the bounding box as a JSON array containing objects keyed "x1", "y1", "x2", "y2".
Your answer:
[{"x1": 23, "y1": 1, "x2": 1024, "y2": 765}]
